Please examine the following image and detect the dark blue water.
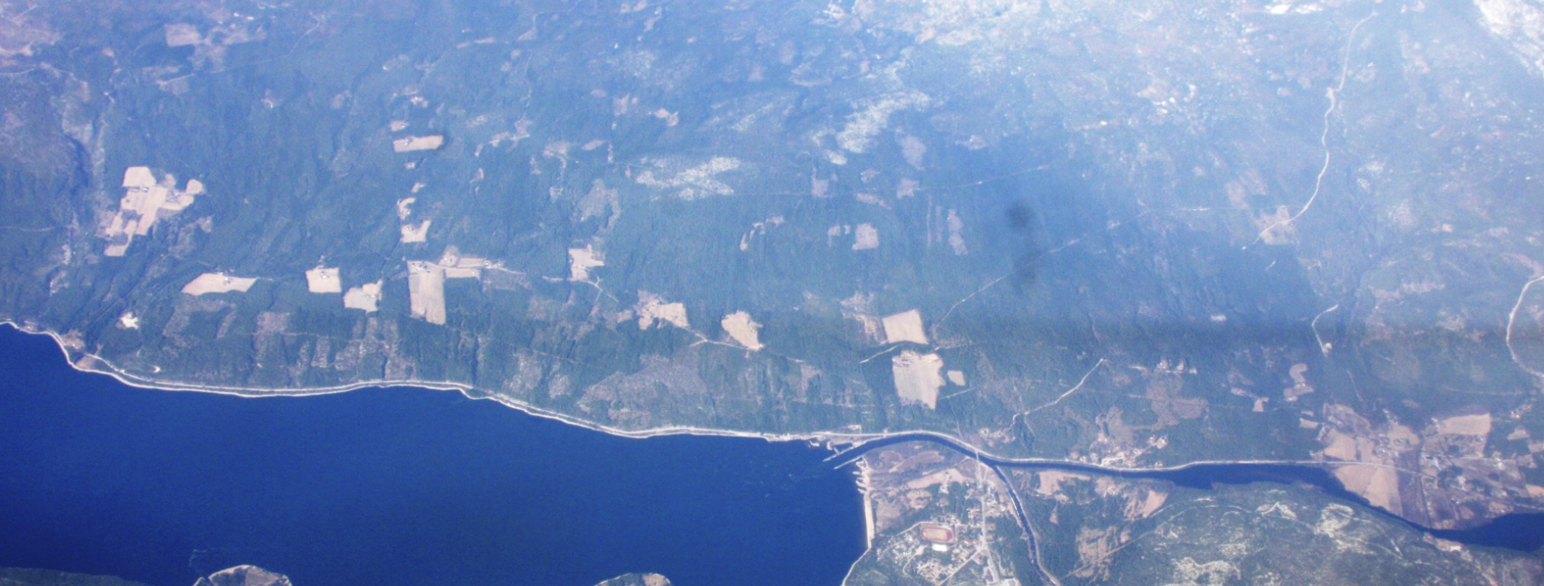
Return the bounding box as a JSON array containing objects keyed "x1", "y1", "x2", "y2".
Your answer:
[
  {"x1": 0, "y1": 326, "x2": 866, "y2": 586},
  {"x1": 831, "y1": 432, "x2": 1544, "y2": 553}
]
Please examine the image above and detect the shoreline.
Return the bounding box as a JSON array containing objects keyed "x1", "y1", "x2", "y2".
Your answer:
[
  {"x1": 1, "y1": 318, "x2": 880, "y2": 584},
  {"x1": 1, "y1": 321, "x2": 849, "y2": 446},
  {"x1": 0, "y1": 320, "x2": 1422, "y2": 474},
  {"x1": 6, "y1": 321, "x2": 1544, "y2": 561}
]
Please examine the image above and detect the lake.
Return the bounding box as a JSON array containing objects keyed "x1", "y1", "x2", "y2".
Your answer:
[{"x1": 0, "y1": 326, "x2": 867, "y2": 586}]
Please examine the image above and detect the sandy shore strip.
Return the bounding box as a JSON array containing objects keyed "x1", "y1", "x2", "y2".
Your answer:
[{"x1": 0, "y1": 320, "x2": 1432, "y2": 479}]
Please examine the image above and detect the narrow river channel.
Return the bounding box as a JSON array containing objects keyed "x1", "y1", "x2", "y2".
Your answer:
[{"x1": 824, "y1": 431, "x2": 1544, "y2": 553}]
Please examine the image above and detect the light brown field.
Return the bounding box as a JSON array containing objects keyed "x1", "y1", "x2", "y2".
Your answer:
[
  {"x1": 1436, "y1": 413, "x2": 1492, "y2": 436},
  {"x1": 1127, "y1": 487, "x2": 1168, "y2": 519},
  {"x1": 164, "y1": 23, "x2": 202, "y2": 47},
  {"x1": 439, "y1": 251, "x2": 488, "y2": 279},
  {"x1": 652, "y1": 108, "x2": 680, "y2": 126},
  {"x1": 392, "y1": 135, "x2": 445, "y2": 152},
  {"x1": 635, "y1": 291, "x2": 690, "y2": 329},
  {"x1": 104, "y1": 167, "x2": 204, "y2": 256},
  {"x1": 852, "y1": 223, "x2": 879, "y2": 250},
  {"x1": 946, "y1": 209, "x2": 967, "y2": 255},
  {"x1": 122, "y1": 166, "x2": 155, "y2": 188},
  {"x1": 1333, "y1": 464, "x2": 1401, "y2": 513},
  {"x1": 899, "y1": 134, "x2": 927, "y2": 169},
  {"x1": 343, "y1": 281, "x2": 382, "y2": 312},
  {"x1": 845, "y1": 313, "x2": 885, "y2": 345},
  {"x1": 568, "y1": 246, "x2": 605, "y2": 281},
  {"x1": 946, "y1": 370, "x2": 965, "y2": 386},
  {"x1": 651, "y1": 303, "x2": 689, "y2": 328},
  {"x1": 400, "y1": 220, "x2": 431, "y2": 243},
  {"x1": 904, "y1": 467, "x2": 970, "y2": 489},
  {"x1": 1321, "y1": 429, "x2": 1360, "y2": 460},
  {"x1": 167, "y1": 179, "x2": 203, "y2": 208},
  {"x1": 577, "y1": 180, "x2": 620, "y2": 223},
  {"x1": 826, "y1": 224, "x2": 846, "y2": 245},
  {"x1": 305, "y1": 267, "x2": 342, "y2": 293},
  {"x1": 855, "y1": 193, "x2": 888, "y2": 209},
  {"x1": 1035, "y1": 470, "x2": 1090, "y2": 496},
  {"x1": 427, "y1": 248, "x2": 490, "y2": 280},
  {"x1": 407, "y1": 261, "x2": 447, "y2": 325},
  {"x1": 1073, "y1": 527, "x2": 1119, "y2": 579},
  {"x1": 721, "y1": 311, "x2": 764, "y2": 350},
  {"x1": 883, "y1": 309, "x2": 928, "y2": 345},
  {"x1": 1283, "y1": 362, "x2": 1314, "y2": 401},
  {"x1": 892, "y1": 350, "x2": 943, "y2": 409},
  {"x1": 1254, "y1": 206, "x2": 1297, "y2": 245},
  {"x1": 181, "y1": 273, "x2": 257, "y2": 296},
  {"x1": 1319, "y1": 409, "x2": 1415, "y2": 518}
]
